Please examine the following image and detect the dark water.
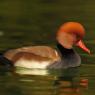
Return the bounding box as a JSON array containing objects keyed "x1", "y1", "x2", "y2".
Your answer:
[{"x1": 0, "y1": 64, "x2": 95, "y2": 95}]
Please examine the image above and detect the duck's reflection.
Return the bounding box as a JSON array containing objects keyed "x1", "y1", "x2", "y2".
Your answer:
[
  {"x1": 0, "y1": 66, "x2": 88, "y2": 95},
  {"x1": 55, "y1": 79, "x2": 88, "y2": 95},
  {"x1": 54, "y1": 67, "x2": 88, "y2": 95}
]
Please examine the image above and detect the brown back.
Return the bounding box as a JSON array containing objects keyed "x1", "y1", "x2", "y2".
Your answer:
[{"x1": 4, "y1": 46, "x2": 61, "y2": 62}]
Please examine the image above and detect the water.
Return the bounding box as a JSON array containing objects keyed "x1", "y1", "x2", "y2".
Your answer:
[{"x1": 0, "y1": 64, "x2": 95, "y2": 95}]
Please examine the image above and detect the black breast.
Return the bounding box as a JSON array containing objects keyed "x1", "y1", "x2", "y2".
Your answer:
[{"x1": 47, "y1": 43, "x2": 81, "y2": 69}]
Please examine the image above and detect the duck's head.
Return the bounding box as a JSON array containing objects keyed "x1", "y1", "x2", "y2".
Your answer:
[{"x1": 56, "y1": 22, "x2": 90, "y2": 54}]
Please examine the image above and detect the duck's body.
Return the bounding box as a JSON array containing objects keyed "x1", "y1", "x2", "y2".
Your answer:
[
  {"x1": 3, "y1": 43, "x2": 81, "y2": 75},
  {"x1": 4, "y1": 45, "x2": 60, "y2": 68},
  {"x1": 4, "y1": 45, "x2": 61, "y2": 75},
  {"x1": 4, "y1": 43, "x2": 81, "y2": 69}
]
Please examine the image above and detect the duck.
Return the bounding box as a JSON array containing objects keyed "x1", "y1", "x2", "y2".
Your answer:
[{"x1": 3, "y1": 22, "x2": 90, "y2": 75}]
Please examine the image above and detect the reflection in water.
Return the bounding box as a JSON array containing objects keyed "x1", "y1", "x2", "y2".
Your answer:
[
  {"x1": 0, "y1": 66, "x2": 89, "y2": 95},
  {"x1": 55, "y1": 80, "x2": 88, "y2": 95},
  {"x1": 53, "y1": 67, "x2": 88, "y2": 95}
]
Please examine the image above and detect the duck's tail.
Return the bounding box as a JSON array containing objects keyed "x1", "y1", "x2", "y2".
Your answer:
[{"x1": 0, "y1": 54, "x2": 12, "y2": 66}]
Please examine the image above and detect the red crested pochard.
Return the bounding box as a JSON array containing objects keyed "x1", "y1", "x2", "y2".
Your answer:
[{"x1": 3, "y1": 22, "x2": 90, "y2": 75}]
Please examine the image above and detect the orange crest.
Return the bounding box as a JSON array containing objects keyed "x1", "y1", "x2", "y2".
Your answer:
[{"x1": 57, "y1": 22, "x2": 85, "y2": 39}]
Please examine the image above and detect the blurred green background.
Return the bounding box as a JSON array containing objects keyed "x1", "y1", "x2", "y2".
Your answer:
[{"x1": 0, "y1": 0, "x2": 95, "y2": 63}]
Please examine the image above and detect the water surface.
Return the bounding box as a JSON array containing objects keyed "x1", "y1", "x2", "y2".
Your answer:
[{"x1": 0, "y1": 64, "x2": 95, "y2": 95}]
